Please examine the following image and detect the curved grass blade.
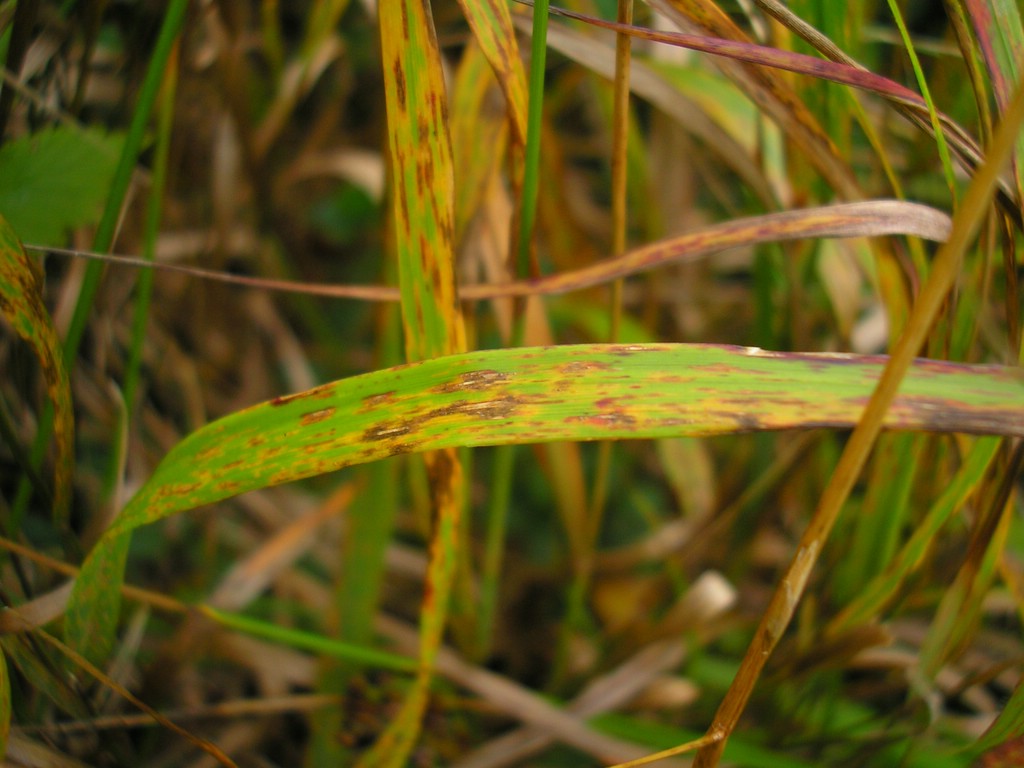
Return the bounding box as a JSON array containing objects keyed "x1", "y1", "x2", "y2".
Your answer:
[
  {"x1": 964, "y1": 0, "x2": 1024, "y2": 221},
  {"x1": 536, "y1": 0, "x2": 1019, "y2": 217},
  {"x1": 63, "y1": 341, "x2": 1024, "y2": 667},
  {"x1": 30, "y1": 199, "x2": 954, "y2": 303},
  {"x1": 0, "y1": 214, "x2": 73, "y2": 524},
  {"x1": 644, "y1": 0, "x2": 860, "y2": 200},
  {"x1": 970, "y1": 676, "x2": 1024, "y2": 759},
  {"x1": 87, "y1": 344, "x2": 1024, "y2": 542}
]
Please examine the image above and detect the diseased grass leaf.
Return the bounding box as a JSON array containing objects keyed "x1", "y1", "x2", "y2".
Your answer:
[
  {"x1": 62, "y1": 341, "x2": 1024, "y2": 669},
  {"x1": 64, "y1": 532, "x2": 130, "y2": 667},
  {"x1": 648, "y1": 0, "x2": 860, "y2": 199},
  {"x1": 86, "y1": 345, "x2": 1024, "y2": 542},
  {"x1": 371, "y1": 0, "x2": 467, "y2": 760},
  {"x1": 965, "y1": 0, "x2": 1024, "y2": 210},
  {"x1": 0, "y1": 214, "x2": 73, "y2": 524},
  {"x1": 456, "y1": 0, "x2": 528, "y2": 145}
]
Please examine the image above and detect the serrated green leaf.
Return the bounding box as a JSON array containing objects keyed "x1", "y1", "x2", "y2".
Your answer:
[
  {"x1": 0, "y1": 126, "x2": 124, "y2": 246},
  {"x1": 0, "y1": 213, "x2": 73, "y2": 522}
]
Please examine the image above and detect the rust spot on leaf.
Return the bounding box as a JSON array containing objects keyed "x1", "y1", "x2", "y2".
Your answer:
[
  {"x1": 435, "y1": 369, "x2": 509, "y2": 393},
  {"x1": 362, "y1": 390, "x2": 398, "y2": 409},
  {"x1": 195, "y1": 445, "x2": 222, "y2": 461},
  {"x1": 270, "y1": 384, "x2": 336, "y2": 407},
  {"x1": 393, "y1": 59, "x2": 406, "y2": 106},
  {"x1": 559, "y1": 360, "x2": 613, "y2": 375},
  {"x1": 429, "y1": 396, "x2": 519, "y2": 421},
  {"x1": 159, "y1": 482, "x2": 200, "y2": 497},
  {"x1": 300, "y1": 407, "x2": 336, "y2": 426},
  {"x1": 608, "y1": 344, "x2": 656, "y2": 355},
  {"x1": 565, "y1": 411, "x2": 637, "y2": 428},
  {"x1": 363, "y1": 422, "x2": 413, "y2": 441}
]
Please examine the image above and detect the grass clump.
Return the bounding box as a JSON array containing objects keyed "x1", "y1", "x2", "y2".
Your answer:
[{"x1": 0, "y1": 1, "x2": 1023, "y2": 766}]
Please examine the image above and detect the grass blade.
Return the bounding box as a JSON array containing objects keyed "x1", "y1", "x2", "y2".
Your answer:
[
  {"x1": 828, "y1": 436, "x2": 1002, "y2": 631},
  {"x1": 9, "y1": 0, "x2": 190, "y2": 537},
  {"x1": 691, "y1": 70, "x2": 1024, "y2": 768},
  {"x1": 199, "y1": 606, "x2": 417, "y2": 673},
  {"x1": 55, "y1": 343, "x2": 1024, "y2": 546},
  {"x1": 647, "y1": 0, "x2": 859, "y2": 199},
  {"x1": 964, "y1": 0, "x2": 1024, "y2": 210},
  {"x1": 0, "y1": 643, "x2": 8, "y2": 758},
  {"x1": 31, "y1": 199, "x2": 954, "y2": 302},
  {"x1": 0, "y1": 214, "x2": 73, "y2": 525},
  {"x1": 366, "y1": 0, "x2": 468, "y2": 759},
  {"x1": 456, "y1": 0, "x2": 528, "y2": 145}
]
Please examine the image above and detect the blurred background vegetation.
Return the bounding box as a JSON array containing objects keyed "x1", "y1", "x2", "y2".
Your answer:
[{"x1": 1, "y1": 0, "x2": 1023, "y2": 766}]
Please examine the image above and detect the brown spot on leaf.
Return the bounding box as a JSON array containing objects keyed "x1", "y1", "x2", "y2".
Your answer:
[
  {"x1": 428, "y1": 396, "x2": 519, "y2": 421},
  {"x1": 195, "y1": 445, "x2": 222, "y2": 461},
  {"x1": 565, "y1": 411, "x2": 637, "y2": 428},
  {"x1": 560, "y1": 360, "x2": 613, "y2": 375},
  {"x1": 435, "y1": 369, "x2": 509, "y2": 393},
  {"x1": 363, "y1": 422, "x2": 413, "y2": 441},
  {"x1": 393, "y1": 59, "x2": 406, "y2": 106},
  {"x1": 300, "y1": 407, "x2": 336, "y2": 426},
  {"x1": 270, "y1": 384, "x2": 336, "y2": 406},
  {"x1": 362, "y1": 390, "x2": 398, "y2": 410}
]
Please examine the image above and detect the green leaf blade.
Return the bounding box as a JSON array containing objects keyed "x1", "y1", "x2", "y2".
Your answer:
[
  {"x1": 0, "y1": 127, "x2": 123, "y2": 247},
  {"x1": 76, "y1": 344, "x2": 1024, "y2": 544}
]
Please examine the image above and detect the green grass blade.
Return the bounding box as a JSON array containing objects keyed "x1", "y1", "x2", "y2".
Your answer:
[
  {"x1": 829, "y1": 435, "x2": 1001, "y2": 631},
  {"x1": 0, "y1": 214, "x2": 73, "y2": 525},
  {"x1": 969, "y1": 674, "x2": 1024, "y2": 758},
  {"x1": 199, "y1": 606, "x2": 417, "y2": 673},
  {"x1": 61, "y1": 0, "x2": 190, "y2": 365},
  {"x1": 884, "y1": 0, "x2": 958, "y2": 204},
  {"x1": 122, "y1": 45, "x2": 178, "y2": 418},
  {"x1": 64, "y1": 531, "x2": 131, "y2": 666}
]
